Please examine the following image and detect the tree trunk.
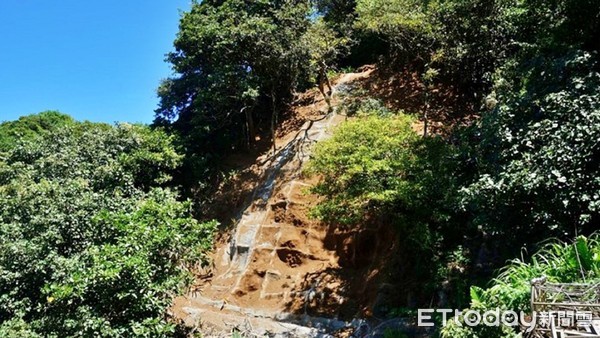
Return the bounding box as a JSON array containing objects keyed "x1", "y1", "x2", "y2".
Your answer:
[
  {"x1": 271, "y1": 89, "x2": 277, "y2": 154},
  {"x1": 317, "y1": 62, "x2": 332, "y2": 111},
  {"x1": 243, "y1": 107, "x2": 254, "y2": 149},
  {"x1": 423, "y1": 110, "x2": 428, "y2": 138},
  {"x1": 423, "y1": 87, "x2": 430, "y2": 137}
]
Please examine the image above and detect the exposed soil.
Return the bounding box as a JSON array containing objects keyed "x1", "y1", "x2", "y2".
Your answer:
[
  {"x1": 354, "y1": 65, "x2": 478, "y2": 135},
  {"x1": 171, "y1": 67, "x2": 435, "y2": 337}
]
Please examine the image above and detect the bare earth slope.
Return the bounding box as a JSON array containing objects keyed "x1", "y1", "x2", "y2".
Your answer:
[{"x1": 171, "y1": 69, "x2": 410, "y2": 337}]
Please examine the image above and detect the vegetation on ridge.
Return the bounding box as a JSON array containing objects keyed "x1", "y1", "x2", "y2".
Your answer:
[
  {"x1": 0, "y1": 0, "x2": 599, "y2": 336},
  {"x1": 0, "y1": 119, "x2": 215, "y2": 336}
]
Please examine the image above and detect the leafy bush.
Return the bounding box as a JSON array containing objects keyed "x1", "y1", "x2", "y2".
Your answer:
[
  {"x1": 337, "y1": 90, "x2": 392, "y2": 117},
  {"x1": 306, "y1": 115, "x2": 462, "y2": 303},
  {"x1": 428, "y1": 0, "x2": 523, "y2": 98},
  {"x1": 312, "y1": 0, "x2": 600, "y2": 323},
  {"x1": 0, "y1": 122, "x2": 216, "y2": 337},
  {"x1": 307, "y1": 114, "x2": 458, "y2": 236},
  {"x1": 302, "y1": 18, "x2": 351, "y2": 75},
  {"x1": 354, "y1": 0, "x2": 523, "y2": 98},
  {"x1": 306, "y1": 115, "x2": 419, "y2": 225},
  {"x1": 354, "y1": 0, "x2": 436, "y2": 64}
]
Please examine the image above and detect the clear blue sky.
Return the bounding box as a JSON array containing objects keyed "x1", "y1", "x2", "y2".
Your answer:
[{"x1": 0, "y1": 1, "x2": 191, "y2": 124}]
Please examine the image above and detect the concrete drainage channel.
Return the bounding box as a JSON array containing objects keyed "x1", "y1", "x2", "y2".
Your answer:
[
  {"x1": 223, "y1": 111, "x2": 339, "y2": 289},
  {"x1": 222, "y1": 73, "x2": 357, "y2": 284},
  {"x1": 192, "y1": 112, "x2": 348, "y2": 337}
]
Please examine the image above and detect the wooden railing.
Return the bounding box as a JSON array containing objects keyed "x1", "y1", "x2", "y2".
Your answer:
[{"x1": 527, "y1": 277, "x2": 600, "y2": 337}]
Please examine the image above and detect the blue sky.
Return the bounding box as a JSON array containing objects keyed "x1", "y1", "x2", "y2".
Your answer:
[{"x1": 0, "y1": 1, "x2": 191, "y2": 124}]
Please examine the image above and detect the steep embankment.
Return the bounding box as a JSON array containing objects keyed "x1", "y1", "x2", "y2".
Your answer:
[{"x1": 171, "y1": 69, "x2": 407, "y2": 337}]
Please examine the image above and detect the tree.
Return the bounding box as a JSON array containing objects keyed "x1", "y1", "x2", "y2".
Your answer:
[
  {"x1": 353, "y1": 0, "x2": 527, "y2": 108},
  {"x1": 458, "y1": 51, "x2": 600, "y2": 258},
  {"x1": 354, "y1": 0, "x2": 437, "y2": 64},
  {"x1": 313, "y1": 0, "x2": 357, "y2": 29},
  {"x1": 301, "y1": 18, "x2": 351, "y2": 109},
  {"x1": 427, "y1": 0, "x2": 522, "y2": 98},
  {"x1": 154, "y1": 0, "x2": 315, "y2": 201},
  {"x1": 156, "y1": 0, "x2": 313, "y2": 154},
  {"x1": 306, "y1": 114, "x2": 460, "y2": 304},
  {"x1": 0, "y1": 121, "x2": 216, "y2": 337},
  {"x1": 0, "y1": 111, "x2": 74, "y2": 153}
]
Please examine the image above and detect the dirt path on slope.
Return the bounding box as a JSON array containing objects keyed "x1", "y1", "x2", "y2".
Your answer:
[{"x1": 170, "y1": 70, "x2": 392, "y2": 337}]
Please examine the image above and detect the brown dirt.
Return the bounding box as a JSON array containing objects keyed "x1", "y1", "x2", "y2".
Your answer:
[
  {"x1": 353, "y1": 65, "x2": 478, "y2": 135},
  {"x1": 171, "y1": 66, "x2": 438, "y2": 336},
  {"x1": 202, "y1": 64, "x2": 473, "y2": 227},
  {"x1": 200, "y1": 74, "x2": 356, "y2": 228}
]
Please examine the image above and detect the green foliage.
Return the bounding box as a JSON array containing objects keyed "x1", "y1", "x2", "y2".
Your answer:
[
  {"x1": 441, "y1": 235, "x2": 600, "y2": 337},
  {"x1": 428, "y1": 0, "x2": 523, "y2": 96},
  {"x1": 354, "y1": 0, "x2": 600, "y2": 100},
  {"x1": 306, "y1": 114, "x2": 462, "y2": 302},
  {"x1": 337, "y1": 90, "x2": 392, "y2": 117},
  {"x1": 355, "y1": 0, "x2": 433, "y2": 34},
  {"x1": 355, "y1": 0, "x2": 436, "y2": 64},
  {"x1": 302, "y1": 17, "x2": 352, "y2": 79},
  {"x1": 156, "y1": 0, "x2": 312, "y2": 152},
  {"x1": 458, "y1": 50, "x2": 600, "y2": 253},
  {"x1": 429, "y1": 1, "x2": 600, "y2": 324},
  {"x1": 313, "y1": 0, "x2": 357, "y2": 31},
  {"x1": 0, "y1": 121, "x2": 216, "y2": 337},
  {"x1": 307, "y1": 114, "x2": 456, "y2": 232},
  {"x1": 355, "y1": 0, "x2": 524, "y2": 98},
  {"x1": 306, "y1": 115, "x2": 419, "y2": 225},
  {"x1": 521, "y1": 0, "x2": 600, "y2": 52},
  {"x1": 0, "y1": 111, "x2": 74, "y2": 153},
  {"x1": 155, "y1": 0, "x2": 319, "y2": 201}
]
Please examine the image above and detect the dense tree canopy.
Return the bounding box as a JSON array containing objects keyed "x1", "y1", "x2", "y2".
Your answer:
[
  {"x1": 155, "y1": 0, "x2": 313, "y2": 155},
  {"x1": 305, "y1": 0, "x2": 600, "y2": 326},
  {"x1": 0, "y1": 111, "x2": 74, "y2": 153},
  {"x1": 459, "y1": 51, "x2": 600, "y2": 249},
  {"x1": 0, "y1": 120, "x2": 215, "y2": 337}
]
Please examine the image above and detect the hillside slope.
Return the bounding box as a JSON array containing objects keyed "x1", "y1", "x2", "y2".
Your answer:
[{"x1": 171, "y1": 69, "x2": 416, "y2": 337}]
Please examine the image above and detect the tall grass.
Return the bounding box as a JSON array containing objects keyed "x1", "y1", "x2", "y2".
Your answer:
[{"x1": 442, "y1": 235, "x2": 600, "y2": 337}]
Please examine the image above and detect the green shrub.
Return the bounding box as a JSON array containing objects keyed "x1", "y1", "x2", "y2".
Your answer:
[
  {"x1": 0, "y1": 111, "x2": 74, "y2": 153},
  {"x1": 355, "y1": 0, "x2": 436, "y2": 64},
  {"x1": 306, "y1": 115, "x2": 419, "y2": 225},
  {"x1": 337, "y1": 90, "x2": 392, "y2": 117},
  {"x1": 306, "y1": 114, "x2": 462, "y2": 304}
]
